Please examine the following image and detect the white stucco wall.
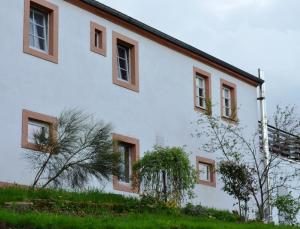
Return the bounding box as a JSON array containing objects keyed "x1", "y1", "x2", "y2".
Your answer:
[{"x1": 0, "y1": 0, "x2": 260, "y2": 212}]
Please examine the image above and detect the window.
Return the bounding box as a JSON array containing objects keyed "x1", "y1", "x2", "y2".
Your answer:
[
  {"x1": 118, "y1": 143, "x2": 132, "y2": 183},
  {"x1": 27, "y1": 119, "x2": 50, "y2": 144},
  {"x1": 23, "y1": 0, "x2": 58, "y2": 63},
  {"x1": 90, "y1": 21, "x2": 106, "y2": 56},
  {"x1": 112, "y1": 31, "x2": 139, "y2": 92},
  {"x1": 112, "y1": 133, "x2": 139, "y2": 192},
  {"x1": 196, "y1": 156, "x2": 216, "y2": 187},
  {"x1": 223, "y1": 87, "x2": 232, "y2": 117},
  {"x1": 196, "y1": 76, "x2": 206, "y2": 109},
  {"x1": 193, "y1": 67, "x2": 211, "y2": 113},
  {"x1": 22, "y1": 109, "x2": 57, "y2": 151},
  {"x1": 117, "y1": 44, "x2": 131, "y2": 82},
  {"x1": 199, "y1": 162, "x2": 211, "y2": 182},
  {"x1": 220, "y1": 79, "x2": 237, "y2": 121},
  {"x1": 30, "y1": 7, "x2": 48, "y2": 52}
]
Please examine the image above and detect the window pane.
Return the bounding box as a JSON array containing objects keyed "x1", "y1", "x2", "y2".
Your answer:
[
  {"x1": 199, "y1": 163, "x2": 211, "y2": 182},
  {"x1": 29, "y1": 35, "x2": 35, "y2": 47},
  {"x1": 199, "y1": 98, "x2": 204, "y2": 108},
  {"x1": 118, "y1": 58, "x2": 127, "y2": 70},
  {"x1": 117, "y1": 44, "x2": 131, "y2": 82},
  {"x1": 38, "y1": 37, "x2": 46, "y2": 51},
  {"x1": 29, "y1": 8, "x2": 48, "y2": 52},
  {"x1": 119, "y1": 69, "x2": 129, "y2": 81},
  {"x1": 95, "y1": 30, "x2": 102, "y2": 48},
  {"x1": 225, "y1": 98, "x2": 229, "y2": 107},
  {"x1": 226, "y1": 107, "x2": 232, "y2": 117},
  {"x1": 30, "y1": 10, "x2": 34, "y2": 21},
  {"x1": 30, "y1": 22, "x2": 34, "y2": 35},
  {"x1": 36, "y1": 25, "x2": 45, "y2": 38},
  {"x1": 118, "y1": 144, "x2": 131, "y2": 183},
  {"x1": 117, "y1": 45, "x2": 126, "y2": 58},
  {"x1": 198, "y1": 88, "x2": 204, "y2": 97},
  {"x1": 33, "y1": 12, "x2": 45, "y2": 26},
  {"x1": 28, "y1": 120, "x2": 49, "y2": 144}
]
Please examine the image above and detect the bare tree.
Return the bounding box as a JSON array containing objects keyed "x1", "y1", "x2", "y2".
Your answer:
[
  {"x1": 25, "y1": 109, "x2": 119, "y2": 189},
  {"x1": 194, "y1": 105, "x2": 300, "y2": 221}
]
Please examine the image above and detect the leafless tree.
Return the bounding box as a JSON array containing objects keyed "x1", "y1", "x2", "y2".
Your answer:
[{"x1": 194, "y1": 105, "x2": 300, "y2": 221}]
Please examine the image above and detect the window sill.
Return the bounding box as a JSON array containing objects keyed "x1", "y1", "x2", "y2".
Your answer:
[
  {"x1": 113, "y1": 176, "x2": 137, "y2": 193},
  {"x1": 221, "y1": 116, "x2": 239, "y2": 124},
  {"x1": 23, "y1": 46, "x2": 58, "y2": 64},
  {"x1": 194, "y1": 106, "x2": 212, "y2": 115},
  {"x1": 113, "y1": 79, "x2": 139, "y2": 92},
  {"x1": 198, "y1": 180, "x2": 216, "y2": 187}
]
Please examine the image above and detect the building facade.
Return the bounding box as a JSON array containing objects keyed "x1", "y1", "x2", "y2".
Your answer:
[{"x1": 0, "y1": 0, "x2": 264, "y2": 212}]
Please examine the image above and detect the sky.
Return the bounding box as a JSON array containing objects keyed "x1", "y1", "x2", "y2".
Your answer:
[{"x1": 98, "y1": 0, "x2": 300, "y2": 117}]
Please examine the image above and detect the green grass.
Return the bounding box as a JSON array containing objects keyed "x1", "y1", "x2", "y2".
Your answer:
[
  {"x1": 0, "y1": 187, "x2": 138, "y2": 205},
  {"x1": 0, "y1": 209, "x2": 295, "y2": 229},
  {"x1": 0, "y1": 187, "x2": 297, "y2": 229}
]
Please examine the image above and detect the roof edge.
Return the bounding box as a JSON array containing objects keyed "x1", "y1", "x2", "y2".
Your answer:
[{"x1": 66, "y1": 0, "x2": 264, "y2": 86}]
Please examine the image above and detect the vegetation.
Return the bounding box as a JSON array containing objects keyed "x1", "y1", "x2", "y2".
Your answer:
[
  {"x1": 218, "y1": 160, "x2": 254, "y2": 220},
  {"x1": 25, "y1": 109, "x2": 119, "y2": 189},
  {"x1": 133, "y1": 146, "x2": 197, "y2": 205},
  {"x1": 273, "y1": 193, "x2": 300, "y2": 226},
  {"x1": 0, "y1": 187, "x2": 296, "y2": 229},
  {"x1": 195, "y1": 104, "x2": 300, "y2": 222}
]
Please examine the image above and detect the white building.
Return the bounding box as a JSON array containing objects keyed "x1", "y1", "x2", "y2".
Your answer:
[{"x1": 0, "y1": 0, "x2": 267, "y2": 213}]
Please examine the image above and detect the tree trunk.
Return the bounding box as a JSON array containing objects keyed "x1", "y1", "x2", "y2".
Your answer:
[{"x1": 162, "y1": 171, "x2": 167, "y2": 202}]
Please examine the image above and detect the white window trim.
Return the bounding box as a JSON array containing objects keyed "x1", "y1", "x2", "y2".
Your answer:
[
  {"x1": 199, "y1": 162, "x2": 211, "y2": 182},
  {"x1": 28, "y1": 119, "x2": 50, "y2": 144},
  {"x1": 196, "y1": 76, "x2": 206, "y2": 109},
  {"x1": 117, "y1": 44, "x2": 131, "y2": 83},
  {"x1": 29, "y1": 7, "x2": 49, "y2": 53},
  {"x1": 118, "y1": 144, "x2": 132, "y2": 184},
  {"x1": 223, "y1": 87, "x2": 232, "y2": 118}
]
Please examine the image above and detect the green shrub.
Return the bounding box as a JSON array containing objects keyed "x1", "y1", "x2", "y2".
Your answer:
[
  {"x1": 133, "y1": 146, "x2": 197, "y2": 206},
  {"x1": 182, "y1": 203, "x2": 239, "y2": 222}
]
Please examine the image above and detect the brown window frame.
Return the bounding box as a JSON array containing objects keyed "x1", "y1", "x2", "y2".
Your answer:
[
  {"x1": 23, "y1": 0, "x2": 58, "y2": 63},
  {"x1": 193, "y1": 67, "x2": 212, "y2": 114},
  {"x1": 21, "y1": 109, "x2": 57, "y2": 152},
  {"x1": 220, "y1": 79, "x2": 238, "y2": 122},
  {"x1": 112, "y1": 133, "x2": 139, "y2": 193},
  {"x1": 90, "y1": 21, "x2": 106, "y2": 56},
  {"x1": 196, "y1": 156, "x2": 216, "y2": 187},
  {"x1": 112, "y1": 31, "x2": 139, "y2": 92}
]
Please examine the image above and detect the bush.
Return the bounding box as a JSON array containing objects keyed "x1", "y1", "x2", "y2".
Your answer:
[
  {"x1": 182, "y1": 203, "x2": 240, "y2": 222},
  {"x1": 133, "y1": 146, "x2": 197, "y2": 206},
  {"x1": 273, "y1": 193, "x2": 300, "y2": 225}
]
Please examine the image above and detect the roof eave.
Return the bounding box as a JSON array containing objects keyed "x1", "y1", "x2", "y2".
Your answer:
[{"x1": 66, "y1": 0, "x2": 264, "y2": 86}]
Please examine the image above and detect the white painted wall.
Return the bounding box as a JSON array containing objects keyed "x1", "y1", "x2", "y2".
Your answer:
[{"x1": 0, "y1": 0, "x2": 259, "y2": 212}]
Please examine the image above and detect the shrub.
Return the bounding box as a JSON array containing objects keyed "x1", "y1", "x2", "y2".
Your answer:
[
  {"x1": 182, "y1": 203, "x2": 239, "y2": 222},
  {"x1": 273, "y1": 193, "x2": 300, "y2": 225},
  {"x1": 133, "y1": 146, "x2": 197, "y2": 206}
]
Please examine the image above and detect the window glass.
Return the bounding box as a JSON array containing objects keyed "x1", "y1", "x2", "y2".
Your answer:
[
  {"x1": 199, "y1": 162, "x2": 211, "y2": 182},
  {"x1": 223, "y1": 87, "x2": 232, "y2": 117},
  {"x1": 117, "y1": 44, "x2": 130, "y2": 82},
  {"x1": 196, "y1": 76, "x2": 206, "y2": 109},
  {"x1": 95, "y1": 30, "x2": 102, "y2": 48},
  {"x1": 28, "y1": 119, "x2": 49, "y2": 144},
  {"x1": 29, "y1": 7, "x2": 48, "y2": 52},
  {"x1": 118, "y1": 143, "x2": 132, "y2": 183}
]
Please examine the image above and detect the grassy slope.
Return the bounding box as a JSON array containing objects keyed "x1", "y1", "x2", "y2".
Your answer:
[{"x1": 0, "y1": 187, "x2": 295, "y2": 229}]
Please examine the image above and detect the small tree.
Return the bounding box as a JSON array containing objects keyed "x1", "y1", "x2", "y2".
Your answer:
[
  {"x1": 273, "y1": 193, "x2": 300, "y2": 225},
  {"x1": 219, "y1": 160, "x2": 254, "y2": 220},
  {"x1": 133, "y1": 146, "x2": 197, "y2": 205},
  {"x1": 25, "y1": 109, "x2": 119, "y2": 189}
]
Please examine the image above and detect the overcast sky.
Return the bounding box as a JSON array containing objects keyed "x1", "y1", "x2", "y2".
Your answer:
[{"x1": 98, "y1": 0, "x2": 300, "y2": 117}]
